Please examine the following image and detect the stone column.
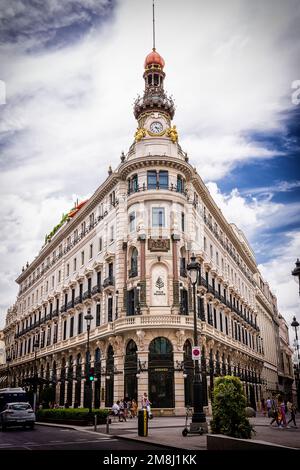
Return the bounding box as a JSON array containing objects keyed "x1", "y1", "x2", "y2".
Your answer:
[
  {"x1": 122, "y1": 242, "x2": 128, "y2": 316},
  {"x1": 100, "y1": 358, "x2": 106, "y2": 408},
  {"x1": 172, "y1": 235, "x2": 180, "y2": 311},
  {"x1": 114, "y1": 352, "x2": 124, "y2": 403},
  {"x1": 139, "y1": 235, "x2": 147, "y2": 309},
  {"x1": 137, "y1": 350, "x2": 148, "y2": 408},
  {"x1": 173, "y1": 350, "x2": 185, "y2": 415}
]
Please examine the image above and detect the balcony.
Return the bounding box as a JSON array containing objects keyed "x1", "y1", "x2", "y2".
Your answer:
[
  {"x1": 103, "y1": 276, "x2": 115, "y2": 288},
  {"x1": 52, "y1": 309, "x2": 58, "y2": 317},
  {"x1": 91, "y1": 285, "x2": 102, "y2": 296},
  {"x1": 67, "y1": 301, "x2": 74, "y2": 311},
  {"x1": 128, "y1": 183, "x2": 188, "y2": 198},
  {"x1": 60, "y1": 305, "x2": 67, "y2": 314},
  {"x1": 74, "y1": 296, "x2": 83, "y2": 305},
  {"x1": 83, "y1": 290, "x2": 92, "y2": 300},
  {"x1": 129, "y1": 269, "x2": 138, "y2": 279}
]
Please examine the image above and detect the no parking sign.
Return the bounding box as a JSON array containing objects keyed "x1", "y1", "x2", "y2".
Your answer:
[{"x1": 192, "y1": 346, "x2": 201, "y2": 361}]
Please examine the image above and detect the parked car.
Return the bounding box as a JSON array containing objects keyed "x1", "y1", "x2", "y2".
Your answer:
[{"x1": 0, "y1": 402, "x2": 36, "y2": 431}]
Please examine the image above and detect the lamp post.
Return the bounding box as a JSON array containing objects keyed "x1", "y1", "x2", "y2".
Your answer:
[
  {"x1": 33, "y1": 338, "x2": 39, "y2": 412},
  {"x1": 84, "y1": 309, "x2": 94, "y2": 415},
  {"x1": 6, "y1": 355, "x2": 11, "y2": 387},
  {"x1": 291, "y1": 316, "x2": 300, "y2": 408},
  {"x1": 187, "y1": 254, "x2": 207, "y2": 432}
]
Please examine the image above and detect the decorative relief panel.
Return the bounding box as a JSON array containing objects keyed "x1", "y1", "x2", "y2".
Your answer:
[{"x1": 148, "y1": 238, "x2": 170, "y2": 252}]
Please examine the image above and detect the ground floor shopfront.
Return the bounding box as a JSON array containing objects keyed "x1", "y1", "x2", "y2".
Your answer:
[{"x1": 5, "y1": 330, "x2": 264, "y2": 414}]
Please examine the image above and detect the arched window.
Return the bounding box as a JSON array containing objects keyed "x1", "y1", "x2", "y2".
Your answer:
[
  {"x1": 148, "y1": 337, "x2": 174, "y2": 408},
  {"x1": 130, "y1": 248, "x2": 138, "y2": 277},
  {"x1": 124, "y1": 340, "x2": 138, "y2": 401},
  {"x1": 105, "y1": 345, "x2": 114, "y2": 407}
]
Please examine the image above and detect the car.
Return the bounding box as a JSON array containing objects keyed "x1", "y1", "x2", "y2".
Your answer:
[{"x1": 0, "y1": 402, "x2": 36, "y2": 431}]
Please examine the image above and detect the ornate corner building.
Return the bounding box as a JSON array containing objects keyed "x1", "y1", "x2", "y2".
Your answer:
[{"x1": 0, "y1": 48, "x2": 294, "y2": 412}]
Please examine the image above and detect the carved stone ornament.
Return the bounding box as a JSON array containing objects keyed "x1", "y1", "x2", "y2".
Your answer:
[
  {"x1": 148, "y1": 238, "x2": 170, "y2": 252},
  {"x1": 175, "y1": 329, "x2": 185, "y2": 351},
  {"x1": 136, "y1": 330, "x2": 146, "y2": 351}
]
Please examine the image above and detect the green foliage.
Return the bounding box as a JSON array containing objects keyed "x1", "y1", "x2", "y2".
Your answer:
[
  {"x1": 40, "y1": 386, "x2": 56, "y2": 405},
  {"x1": 210, "y1": 375, "x2": 254, "y2": 439},
  {"x1": 44, "y1": 212, "x2": 70, "y2": 243},
  {"x1": 36, "y1": 408, "x2": 110, "y2": 422}
]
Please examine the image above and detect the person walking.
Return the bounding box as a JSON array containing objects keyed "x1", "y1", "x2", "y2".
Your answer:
[
  {"x1": 130, "y1": 398, "x2": 138, "y2": 418},
  {"x1": 287, "y1": 403, "x2": 297, "y2": 428},
  {"x1": 269, "y1": 397, "x2": 279, "y2": 427},
  {"x1": 266, "y1": 397, "x2": 272, "y2": 417}
]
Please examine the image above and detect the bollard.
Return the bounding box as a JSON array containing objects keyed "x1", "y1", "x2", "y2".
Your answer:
[
  {"x1": 94, "y1": 414, "x2": 97, "y2": 432},
  {"x1": 138, "y1": 409, "x2": 148, "y2": 437},
  {"x1": 106, "y1": 415, "x2": 110, "y2": 434}
]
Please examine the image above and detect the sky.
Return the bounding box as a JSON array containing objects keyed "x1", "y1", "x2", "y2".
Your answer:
[{"x1": 0, "y1": 0, "x2": 299, "y2": 341}]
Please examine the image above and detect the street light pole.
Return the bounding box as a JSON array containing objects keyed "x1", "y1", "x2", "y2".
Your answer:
[
  {"x1": 84, "y1": 309, "x2": 94, "y2": 415},
  {"x1": 33, "y1": 338, "x2": 39, "y2": 413},
  {"x1": 6, "y1": 355, "x2": 11, "y2": 388},
  {"x1": 187, "y1": 254, "x2": 207, "y2": 432},
  {"x1": 291, "y1": 316, "x2": 300, "y2": 408}
]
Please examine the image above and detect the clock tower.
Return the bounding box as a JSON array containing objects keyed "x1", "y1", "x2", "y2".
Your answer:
[{"x1": 132, "y1": 48, "x2": 180, "y2": 155}]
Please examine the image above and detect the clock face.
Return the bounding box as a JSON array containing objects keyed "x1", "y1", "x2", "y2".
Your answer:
[{"x1": 150, "y1": 121, "x2": 163, "y2": 134}]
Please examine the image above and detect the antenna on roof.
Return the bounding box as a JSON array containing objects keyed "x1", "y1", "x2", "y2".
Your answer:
[{"x1": 152, "y1": 0, "x2": 156, "y2": 51}]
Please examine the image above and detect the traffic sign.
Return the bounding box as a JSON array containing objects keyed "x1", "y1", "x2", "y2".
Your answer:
[{"x1": 192, "y1": 346, "x2": 201, "y2": 360}]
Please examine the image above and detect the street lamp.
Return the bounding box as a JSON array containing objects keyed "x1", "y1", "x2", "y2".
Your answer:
[
  {"x1": 84, "y1": 308, "x2": 94, "y2": 415},
  {"x1": 187, "y1": 254, "x2": 207, "y2": 432},
  {"x1": 292, "y1": 258, "x2": 300, "y2": 296},
  {"x1": 6, "y1": 355, "x2": 11, "y2": 387},
  {"x1": 33, "y1": 338, "x2": 39, "y2": 412},
  {"x1": 291, "y1": 316, "x2": 300, "y2": 408}
]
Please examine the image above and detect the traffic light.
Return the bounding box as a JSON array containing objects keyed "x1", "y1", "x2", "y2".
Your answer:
[{"x1": 88, "y1": 367, "x2": 95, "y2": 382}]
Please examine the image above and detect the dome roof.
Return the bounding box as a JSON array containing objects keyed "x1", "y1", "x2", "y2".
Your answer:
[{"x1": 144, "y1": 49, "x2": 165, "y2": 69}]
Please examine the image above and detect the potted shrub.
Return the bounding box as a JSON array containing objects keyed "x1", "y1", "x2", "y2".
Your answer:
[{"x1": 210, "y1": 375, "x2": 254, "y2": 439}]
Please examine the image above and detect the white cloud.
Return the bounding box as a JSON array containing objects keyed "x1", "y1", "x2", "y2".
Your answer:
[
  {"x1": 0, "y1": 0, "x2": 300, "y2": 328},
  {"x1": 258, "y1": 232, "x2": 300, "y2": 333}
]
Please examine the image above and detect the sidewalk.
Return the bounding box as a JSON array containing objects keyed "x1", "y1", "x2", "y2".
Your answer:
[{"x1": 37, "y1": 413, "x2": 300, "y2": 450}]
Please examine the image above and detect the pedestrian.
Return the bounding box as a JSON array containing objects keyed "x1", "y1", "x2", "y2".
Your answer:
[
  {"x1": 269, "y1": 397, "x2": 279, "y2": 427},
  {"x1": 111, "y1": 400, "x2": 121, "y2": 420},
  {"x1": 130, "y1": 399, "x2": 138, "y2": 418},
  {"x1": 119, "y1": 399, "x2": 126, "y2": 422},
  {"x1": 266, "y1": 396, "x2": 272, "y2": 417},
  {"x1": 287, "y1": 403, "x2": 297, "y2": 428},
  {"x1": 278, "y1": 398, "x2": 287, "y2": 428}
]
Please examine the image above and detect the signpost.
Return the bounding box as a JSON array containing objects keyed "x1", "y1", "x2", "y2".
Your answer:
[{"x1": 192, "y1": 346, "x2": 201, "y2": 361}]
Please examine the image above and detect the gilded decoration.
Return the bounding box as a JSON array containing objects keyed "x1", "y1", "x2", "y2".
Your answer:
[
  {"x1": 166, "y1": 125, "x2": 178, "y2": 142},
  {"x1": 148, "y1": 238, "x2": 170, "y2": 252},
  {"x1": 135, "y1": 127, "x2": 146, "y2": 141}
]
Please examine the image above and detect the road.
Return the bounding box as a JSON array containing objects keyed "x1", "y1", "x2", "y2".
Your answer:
[{"x1": 0, "y1": 424, "x2": 166, "y2": 450}]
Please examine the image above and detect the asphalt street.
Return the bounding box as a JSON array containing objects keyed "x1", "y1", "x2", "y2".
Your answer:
[{"x1": 0, "y1": 424, "x2": 166, "y2": 450}]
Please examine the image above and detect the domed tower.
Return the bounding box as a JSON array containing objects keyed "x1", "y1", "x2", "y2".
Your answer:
[{"x1": 132, "y1": 47, "x2": 179, "y2": 154}]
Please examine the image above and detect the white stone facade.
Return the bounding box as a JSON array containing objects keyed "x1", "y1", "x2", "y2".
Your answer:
[{"x1": 1, "y1": 49, "x2": 289, "y2": 412}]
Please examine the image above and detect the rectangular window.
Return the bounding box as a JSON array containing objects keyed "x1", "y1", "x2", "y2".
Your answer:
[
  {"x1": 203, "y1": 236, "x2": 207, "y2": 252},
  {"x1": 53, "y1": 324, "x2": 58, "y2": 344},
  {"x1": 152, "y1": 207, "x2": 165, "y2": 227},
  {"x1": 129, "y1": 212, "x2": 136, "y2": 232},
  {"x1": 81, "y1": 251, "x2": 84, "y2": 265},
  {"x1": 213, "y1": 308, "x2": 217, "y2": 328},
  {"x1": 89, "y1": 244, "x2": 93, "y2": 259},
  {"x1": 108, "y1": 262, "x2": 113, "y2": 278},
  {"x1": 181, "y1": 212, "x2": 185, "y2": 232},
  {"x1": 147, "y1": 170, "x2": 157, "y2": 189},
  {"x1": 58, "y1": 270, "x2": 61, "y2": 283},
  {"x1": 96, "y1": 303, "x2": 101, "y2": 326},
  {"x1": 210, "y1": 244, "x2": 213, "y2": 259},
  {"x1": 77, "y1": 313, "x2": 83, "y2": 334},
  {"x1": 219, "y1": 312, "x2": 223, "y2": 332},
  {"x1": 88, "y1": 277, "x2": 92, "y2": 294},
  {"x1": 63, "y1": 320, "x2": 67, "y2": 340},
  {"x1": 79, "y1": 283, "x2": 83, "y2": 302},
  {"x1": 99, "y1": 237, "x2": 103, "y2": 252},
  {"x1": 110, "y1": 225, "x2": 114, "y2": 242},
  {"x1": 108, "y1": 296, "x2": 113, "y2": 322},
  {"x1": 69, "y1": 317, "x2": 74, "y2": 338},
  {"x1": 158, "y1": 170, "x2": 168, "y2": 189},
  {"x1": 73, "y1": 258, "x2": 77, "y2": 271},
  {"x1": 97, "y1": 271, "x2": 102, "y2": 289},
  {"x1": 225, "y1": 316, "x2": 228, "y2": 335},
  {"x1": 66, "y1": 264, "x2": 70, "y2": 277}
]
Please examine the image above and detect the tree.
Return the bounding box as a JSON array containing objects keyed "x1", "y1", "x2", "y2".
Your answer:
[{"x1": 210, "y1": 375, "x2": 254, "y2": 439}]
